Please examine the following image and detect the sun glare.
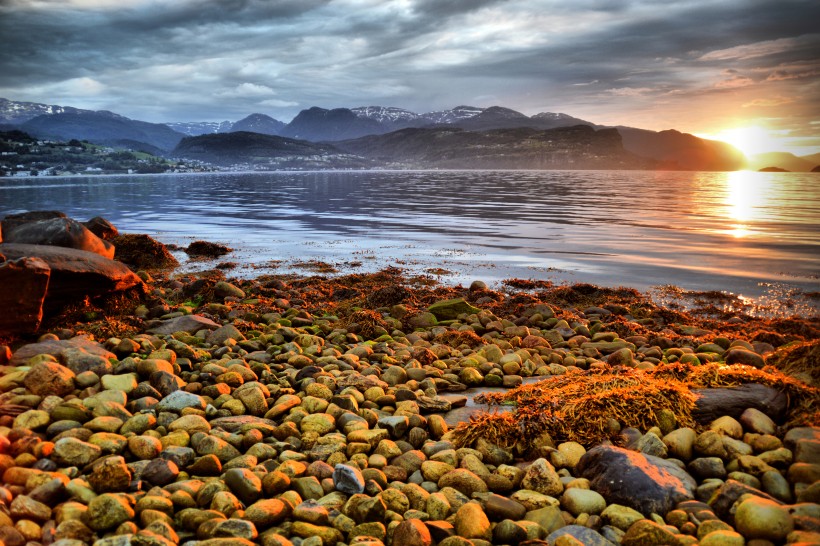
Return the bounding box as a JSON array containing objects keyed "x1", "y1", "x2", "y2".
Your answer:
[
  {"x1": 709, "y1": 126, "x2": 783, "y2": 157},
  {"x1": 724, "y1": 170, "x2": 768, "y2": 238}
]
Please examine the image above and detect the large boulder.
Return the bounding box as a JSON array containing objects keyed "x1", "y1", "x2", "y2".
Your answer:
[
  {"x1": 1, "y1": 211, "x2": 66, "y2": 233},
  {"x1": 576, "y1": 445, "x2": 697, "y2": 516},
  {"x1": 0, "y1": 243, "x2": 143, "y2": 314},
  {"x1": 83, "y1": 216, "x2": 119, "y2": 240},
  {"x1": 3, "y1": 216, "x2": 114, "y2": 259},
  {"x1": 0, "y1": 256, "x2": 50, "y2": 335}
]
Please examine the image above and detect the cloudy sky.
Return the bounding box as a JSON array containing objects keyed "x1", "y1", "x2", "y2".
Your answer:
[{"x1": 1, "y1": 0, "x2": 818, "y2": 154}]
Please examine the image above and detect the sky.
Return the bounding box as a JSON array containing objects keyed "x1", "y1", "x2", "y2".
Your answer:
[{"x1": 1, "y1": 0, "x2": 818, "y2": 155}]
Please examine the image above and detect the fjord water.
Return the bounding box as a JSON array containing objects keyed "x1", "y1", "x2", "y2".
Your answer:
[{"x1": 2, "y1": 170, "x2": 818, "y2": 304}]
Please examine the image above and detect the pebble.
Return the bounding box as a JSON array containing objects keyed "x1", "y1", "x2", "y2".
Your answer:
[{"x1": 0, "y1": 262, "x2": 816, "y2": 546}]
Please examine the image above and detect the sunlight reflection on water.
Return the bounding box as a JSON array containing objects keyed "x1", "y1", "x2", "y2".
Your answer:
[{"x1": 1, "y1": 170, "x2": 818, "y2": 307}]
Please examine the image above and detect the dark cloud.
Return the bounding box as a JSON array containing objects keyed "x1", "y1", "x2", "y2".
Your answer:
[{"x1": 0, "y1": 0, "x2": 817, "y2": 152}]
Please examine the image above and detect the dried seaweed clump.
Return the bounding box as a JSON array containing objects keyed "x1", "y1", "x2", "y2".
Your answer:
[
  {"x1": 654, "y1": 361, "x2": 820, "y2": 427},
  {"x1": 451, "y1": 368, "x2": 697, "y2": 451},
  {"x1": 112, "y1": 233, "x2": 179, "y2": 270},
  {"x1": 764, "y1": 340, "x2": 820, "y2": 387},
  {"x1": 434, "y1": 329, "x2": 487, "y2": 348},
  {"x1": 340, "y1": 309, "x2": 390, "y2": 339}
]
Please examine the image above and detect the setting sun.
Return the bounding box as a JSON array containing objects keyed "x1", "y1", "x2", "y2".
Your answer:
[{"x1": 707, "y1": 126, "x2": 784, "y2": 157}]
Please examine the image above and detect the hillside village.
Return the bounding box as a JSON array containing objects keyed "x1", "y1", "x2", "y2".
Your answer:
[{"x1": 0, "y1": 130, "x2": 213, "y2": 177}]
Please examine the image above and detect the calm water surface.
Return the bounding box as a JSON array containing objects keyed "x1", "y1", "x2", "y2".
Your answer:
[{"x1": 2, "y1": 170, "x2": 819, "y2": 307}]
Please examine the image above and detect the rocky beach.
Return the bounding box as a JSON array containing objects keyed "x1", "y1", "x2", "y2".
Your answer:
[{"x1": 0, "y1": 212, "x2": 819, "y2": 546}]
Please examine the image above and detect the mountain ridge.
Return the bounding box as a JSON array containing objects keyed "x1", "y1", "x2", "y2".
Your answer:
[{"x1": 4, "y1": 97, "x2": 816, "y2": 171}]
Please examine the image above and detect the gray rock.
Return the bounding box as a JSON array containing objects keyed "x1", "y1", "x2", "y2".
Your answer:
[
  {"x1": 546, "y1": 525, "x2": 617, "y2": 546},
  {"x1": 155, "y1": 390, "x2": 206, "y2": 413},
  {"x1": 146, "y1": 314, "x2": 220, "y2": 335},
  {"x1": 333, "y1": 464, "x2": 366, "y2": 495},
  {"x1": 576, "y1": 445, "x2": 696, "y2": 516},
  {"x1": 206, "y1": 324, "x2": 246, "y2": 345}
]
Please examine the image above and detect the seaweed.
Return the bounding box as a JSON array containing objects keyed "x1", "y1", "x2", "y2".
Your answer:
[{"x1": 451, "y1": 363, "x2": 820, "y2": 452}]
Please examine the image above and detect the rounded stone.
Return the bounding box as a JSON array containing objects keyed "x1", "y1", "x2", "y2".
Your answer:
[
  {"x1": 128, "y1": 435, "x2": 163, "y2": 459},
  {"x1": 437, "y1": 469, "x2": 488, "y2": 497},
  {"x1": 24, "y1": 361, "x2": 75, "y2": 396},
  {"x1": 699, "y1": 530, "x2": 745, "y2": 546},
  {"x1": 710, "y1": 416, "x2": 743, "y2": 439},
  {"x1": 561, "y1": 488, "x2": 606, "y2": 516},
  {"x1": 454, "y1": 501, "x2": 491, "y2": 540},
  {"x1": 521, "y1": 457, "x2": 563, "y2": 496},
  {"x1": 84, "y1": 493, "x2": 135, "y2": 531},
  {"x1": 739, "y1": 408, "x2": 776, "y2": 435},
  {"x1": 734, "y1": 496, "x2": 793, "y2": 541}
]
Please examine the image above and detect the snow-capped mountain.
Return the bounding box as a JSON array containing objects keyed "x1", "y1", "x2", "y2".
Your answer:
[
  {"x1": 351, "y1": 106, "x2": 420, "y2": 124},
  {"x1": 421, "y1": 105, "x2": 484, "y2": 125},
  {"x1": 0, "y1": 98, "x2": 88, "y2": 125},
  {"x1": 164, "y1": 121, "x2": 234, "y2": 136}
]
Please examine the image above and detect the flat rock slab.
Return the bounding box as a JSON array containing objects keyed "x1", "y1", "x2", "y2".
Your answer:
[
  {"x1": 146, "y1": 314, "x2": 221, "y2": 335},
  {"x1": 0, "y1": 243, "x2": 143, "y2": 313},
  {"x1": 692, "y1": 384, "x2": 788, "y2": 424},
  {"x1": 209, "y1": 416, "x2": 278, "y2": 433},
  {"x1": 3, "y1": 217, "x2": 114, "y2": 259},
  {"x1": 11, "y1": 336, "x2": 115, "y2": 366}
]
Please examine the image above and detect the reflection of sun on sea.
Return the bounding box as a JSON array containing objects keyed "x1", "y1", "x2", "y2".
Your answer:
[{"x1": 724, "y1": 171, "x2": 768, "y2": 238}]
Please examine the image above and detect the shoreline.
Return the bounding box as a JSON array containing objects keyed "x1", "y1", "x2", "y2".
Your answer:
[{"x1": 1, "y1": 234, "x2": 819, "y2": 546}]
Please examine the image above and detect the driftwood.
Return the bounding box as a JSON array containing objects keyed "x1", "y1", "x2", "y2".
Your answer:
[{"x1": 692, "y1": 383, "x2": 788, "y2": 424}]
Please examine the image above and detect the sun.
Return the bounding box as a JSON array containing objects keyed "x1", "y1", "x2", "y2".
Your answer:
[{"x1": 707, "y1": 126, "x2": 783, "y2": 157}]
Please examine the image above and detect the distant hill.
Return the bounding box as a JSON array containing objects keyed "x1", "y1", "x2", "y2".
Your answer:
[
  {"x1": 172, "y1": 131, "x2": 370, "y2": 169},
  {"x1": 801, "y1": 152, "x2": 820, "y2": 165},
  {"x1": 279, "y1": 107, "x2": 384, "y2": 141},
  {"x1": 617, "y1": 127, "x2": 745, "y2": 171},
  {"x1": 292, "y1": 104, "x2": 597, "y2": 141},
  {"x1": 747, "y1": 152, "x2": 816, "y2": 172},
  {"x1": 21, "y1": 111, "x2": 185, "y2": 151},
  {"x1": 335, "y1": 125, "x2": 653, "y2": 170},
  {"x1": 230, "y1": 113, "x2": 285, "y2": 135}
]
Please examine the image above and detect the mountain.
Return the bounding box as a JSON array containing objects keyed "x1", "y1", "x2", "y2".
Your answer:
[
  {"x1": 21, "y1": 111, "x2": 185, "y2": 151},
  {"x1": 279, "y1": 107, "x2": 385, "y2": 141},
  {"x1": 336, "y1": 125, "x2": 653, "y2": 170},
  {"x1": 746, "y1": 152, "x2": 816, "y2": 172},
  {"x1": 230, "y1": 113, "x2": 285, "y2": 135},
  {"x1": 617, "y1": 127, "x2": 745, "y2": 171},
  {"x1": 0, "y1": 97, "x2": 89, "y2": 125},
  {"x1": 165, "y1": 120, "x2": 233, "y2": 136},
  {"x1": 351, "y1": 106, "x2": 421, "y2": 131},
  {"x1": 421, "y1": 105, "x2": 484, "y2": 125},
  {"x1": 452, "y1": 106, "x2": 531, "y2": 131},
  {"x1": 172, "y1": 131, "x2": 370, "y2": 169},
  {"x1": 800, "y1": 152, "x2": 820, "y2": 167},
  {"x1": 285, "y1": 104, "x2": 599, "y2": 142},
  {"x1": 532, "y1": 111, "x2": 597, "y2": 129}
]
